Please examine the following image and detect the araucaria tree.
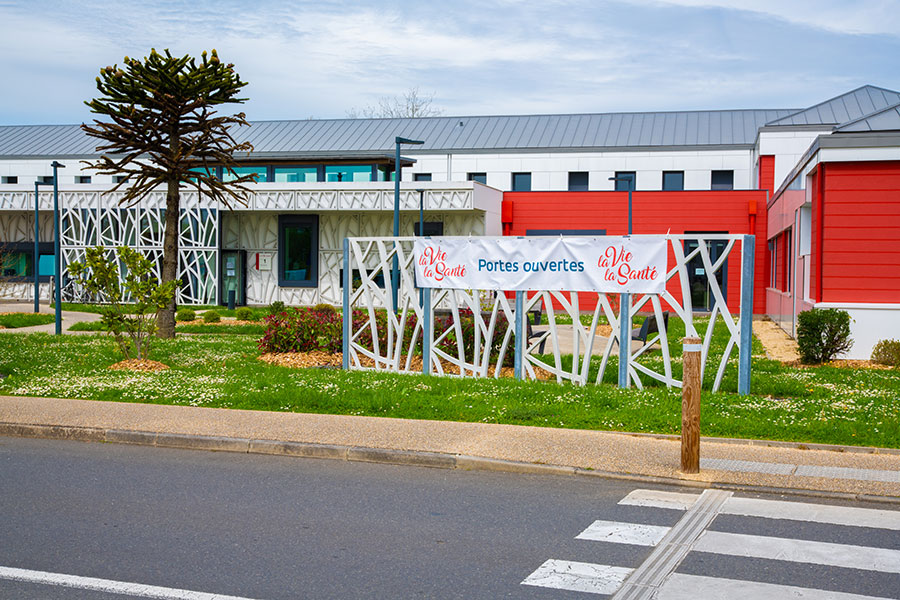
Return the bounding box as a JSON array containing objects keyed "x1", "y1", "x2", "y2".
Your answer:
[{"x1": 82, "y1": 48, "x2": 254, "y2": 338}]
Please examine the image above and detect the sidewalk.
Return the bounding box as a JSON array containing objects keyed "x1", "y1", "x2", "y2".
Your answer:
[
  {"x1": 0, "y1": 301, "x2": 101, "y2": 334},
  {"x1": 1, "y1": 394, "x2": 898, "y2": 502}
]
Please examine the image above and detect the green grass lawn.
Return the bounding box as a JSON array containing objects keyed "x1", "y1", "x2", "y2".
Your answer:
[
  {"x1": 0, "y1": 331, "x2": 896, "y2": 449},
  {"x1": 68, "y1": 321, "x2": 266, "y2": 335},
  {"x1": 0, "y1": 313, "x2": 55, "y2": 328}
]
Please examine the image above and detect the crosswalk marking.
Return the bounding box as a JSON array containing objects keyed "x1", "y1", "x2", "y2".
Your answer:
[
  {"x1": 524, "y1": 489, "x2": 900, "y2": 598},
  {"x1": 576, "y1": 520, "x2": 670, "y2": 546},
  {"x1": 620, "y1": 489, "x2": 900, "y2": 531},
  {"x1": 521, "y1": 559, "x2": 632, "y2": 594},
  {"x1": 656, "y1": 573, "x2": 896, "y2": 600},
  {"x1": 693, "y1": 530, "x2": 900, "y2": 574}
]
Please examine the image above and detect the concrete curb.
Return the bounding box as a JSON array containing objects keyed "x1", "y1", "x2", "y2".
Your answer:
[{"x1": 3, "y1": 421, "x2": 899, "y2": 506}]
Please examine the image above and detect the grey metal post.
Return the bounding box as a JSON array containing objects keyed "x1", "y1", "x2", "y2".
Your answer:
[
  {"x1": 51, "y1": 161, "x2": 65, "y2": 335},
  {"x1": 738, "y1": 234, "x2": 755, "y2": 395},
  {"x1": 422, "y1": 287, "x2": 432, "y2": 375},
  {"x1": 618, "y1": 292, "x2": 630, "y2": 387},
  {"x1": 392, "y1": 136, "x2": 424, "y2": 311},
  {"x1": 342, "y1": 237, "x2": 351, "y2": 371},
  {"x1": 514, "y1": 291, "x2": 524, "y2": 380}
]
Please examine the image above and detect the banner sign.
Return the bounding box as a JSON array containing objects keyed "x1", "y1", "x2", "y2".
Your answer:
[{"x1": 413, "y1": 237, "x2": 667, "y2": 293}]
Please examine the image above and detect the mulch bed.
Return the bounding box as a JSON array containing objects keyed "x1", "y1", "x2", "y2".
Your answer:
[
  {"x1": 258, "y1": 351, "x2": 551, "y2": 379},
  {"x1": 783, "y1": 359, "x2": 894, "y2": 370},
  {"x1": 108, "y1": 359, "x2": 170, "y2": 372}
]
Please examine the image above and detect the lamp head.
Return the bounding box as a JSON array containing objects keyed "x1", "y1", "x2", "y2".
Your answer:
[
  {"x1": 396, "y1": 137, "x2": 424, "y2": 145},
  {"x1": 50, "y1": 161, "x2": 65, "y2": 169}
]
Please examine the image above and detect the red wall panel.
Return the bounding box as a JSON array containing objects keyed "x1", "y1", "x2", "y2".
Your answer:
[
  {"x1": 504, "y1": 190, "x2": 768, "y2": 314},
  {"x1": 821, "y1": 161, "x2": 900, "y2": 303}
]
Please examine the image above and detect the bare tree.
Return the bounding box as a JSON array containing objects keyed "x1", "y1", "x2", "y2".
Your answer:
[{"x1": 347, "y1": 86, "x2": 443, "y2": 119}]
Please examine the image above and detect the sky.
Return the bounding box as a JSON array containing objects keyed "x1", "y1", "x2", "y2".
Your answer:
[{"x1": 2, "y1": 0, "x2": 899, "y2": 125}]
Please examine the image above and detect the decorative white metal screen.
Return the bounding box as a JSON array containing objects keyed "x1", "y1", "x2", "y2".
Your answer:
[{"x1": 342, "y1": 235, "x2": 755, "y2": 394}]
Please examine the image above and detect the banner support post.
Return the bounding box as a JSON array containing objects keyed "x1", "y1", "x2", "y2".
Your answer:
[
  {"x1": 514, "y1": 290, "x2": 524, "y2": 380},
  {"x1": 342, "y1": 237, "x2": 351, "y2": 371},
  {"x1": 423, "y1": 287, "x2": 432, "y2": 375},
  {"x1": 618, "y1": 292, "x2": 630, "y2": 388},
  {"x1": 738, "y1": 234, "x2": 755, "y2": 395}
]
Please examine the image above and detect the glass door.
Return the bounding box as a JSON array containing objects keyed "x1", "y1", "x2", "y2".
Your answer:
[
  {"x1": 684, "y1": 236, "x2": 727, "y2": 312},
  {"x1": 220, "y1": 250, "x2": 246, "y2": 306}
]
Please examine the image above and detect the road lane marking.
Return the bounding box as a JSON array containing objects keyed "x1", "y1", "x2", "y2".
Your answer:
[
  {"x1": 612, "y1": 489, "x2": 732, "y2": 599},
  {"x1": 657, "y1": 573, "x2": 896, "y2": 600},
  {"x1": 693, "y1": 531, "x2": 900, "y2": 573},
  {"x1": 621, "y1": 490, "x2": 900, "y2": 531},
  {"x1": 521, "y1": 559, "x2": 633, "y2": 594},
  {"x1": 0, "y1": 566, "x2": 260, "y2": 600},
  {"x1": 576, "y1": 520, "x2": 670, "y2": 546}
]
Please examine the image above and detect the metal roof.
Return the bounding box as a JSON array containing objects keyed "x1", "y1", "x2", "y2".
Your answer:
[
  {"x1": 765, "y1": 85, "x2": 900, "y2": 127},
  {"x1": 834, "y1": 101, "x2": 900, "y2": 133},
  {"x1": 0, "y1": 109, "x2": 798, "y2": 159}
]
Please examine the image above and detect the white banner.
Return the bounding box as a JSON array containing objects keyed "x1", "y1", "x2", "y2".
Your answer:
[{"x1": 413, "y1": 236, "x2": 667, "y2": 293}]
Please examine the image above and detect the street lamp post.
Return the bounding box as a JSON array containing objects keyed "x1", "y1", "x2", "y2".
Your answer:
[
  {"x1": 392, "y1": 136, "x2": 424, "y2": 311},
  {"x1": 51, "y1": 161, "x2": 65, "y2": 335},
  {"x1": 33, "y1": 181, "x2": 53, "y2": 314},
  {"x1": 610, "y1": 175, "x2": 634, "y2": 388}
]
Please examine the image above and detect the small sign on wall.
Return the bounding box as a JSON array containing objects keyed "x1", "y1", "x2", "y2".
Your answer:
[{"x1": 256, "y1": 253, "x2": 273, "y2": 271}]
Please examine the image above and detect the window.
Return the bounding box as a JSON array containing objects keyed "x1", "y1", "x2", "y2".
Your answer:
[
  {"x1": 0, "y1": 242, "x2": 53, "y2": 280},
  {"x1": 1, "y1": 176, "x2": 17, "y2": 184},
  {"x1": 113, "y1": 175, "x2": 129, "y2": 184},
  {"x1": 278, "y1": 215, "x2": 318, "y2": 288},
  {"x1": 662, "y1": 171, "x2": 684, "y2": 191},
  {"x1": 711, "y1": 170, "x2": 733, "y2": 190},
  {"x1": 467, "y1": 172, "x2": 487, "y2": 184},
  {"x1": 376, "y1": 166, "x2": 395, "y2": 182},
  {"x1": 413, "y1": 221, "x2": 444, "y2": 236},
  {"x1": 614, "y1": 171, "x2": 635, "y2": 191},
  {"x1": 413, "y1": 173, "x2": 432, "y2": 182},
  {"x1": 223, "y1": 166, "x2": 267, "y2": 183},
  {"x1": 568, "y1": 172, "x2": 589, "y2": 191},
  {"x1": 511, "y1": 172, "x2": 531, "y2": 191},
  {"x1": 325, "y1": 165, "x2": 371, "y2": 182},
  {"x1": 274, "y1": 166, "x2": 318, "y2": 183},
  {"x1": 37, "y1": 176, "x2": 54, "y2": 184},
  {"x1": 76, "y1": 176, "x2": 91, "y2": 184},
  {"x1": 768, "y1": 239, "x2": 777, "y2": 288}
]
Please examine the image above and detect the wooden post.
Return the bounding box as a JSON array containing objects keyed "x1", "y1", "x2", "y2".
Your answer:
[{"x1": 681, "y1": 336, "x2": 702, "y2": 474}]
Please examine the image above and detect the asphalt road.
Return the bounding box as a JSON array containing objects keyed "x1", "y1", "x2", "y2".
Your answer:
[{"x1": 0, "y1": 436, "x2": 898, "y2": 599}]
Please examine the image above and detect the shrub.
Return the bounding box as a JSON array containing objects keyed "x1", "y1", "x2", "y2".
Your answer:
[
  {"x1": 871, "y1": 339, "x2": 900, "y2": 367},
  {"x1": 258, "y1": 306, "x2": 342, "y2": 353},
  {"x1": 66, "y1": 246, "x2": 176, "y2": 360},
  {"x1": 203, "y1": 310, "x2": 221, "y2": 323},
  {"x1": 176, "y1": 308, "x2": 196, "y2": 322},
  {"x1": 234, "y1": 307, "x2": 254, "y2": 321},
  {"x1": 313, "y1": 303, "x2": 338, "y2": 315},
  {"x1": 267, "y1": 300, "x2": 286, "y2": 315},
  {"x1": 796, "y1": 308, "x2": 853, "y2": 364}
]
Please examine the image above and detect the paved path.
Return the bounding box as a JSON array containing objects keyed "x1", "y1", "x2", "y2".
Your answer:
[
  {"x1": 1, "y1": 394, "x2": 898, "y2": 501},
  {"x1": 0, "y1": 301, "x2": 101, "y2": 334}
]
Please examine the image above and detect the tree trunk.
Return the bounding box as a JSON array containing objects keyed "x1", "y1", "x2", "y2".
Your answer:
[{"x1": 158, "y1": 179, "x2": 179, "y2": 338}]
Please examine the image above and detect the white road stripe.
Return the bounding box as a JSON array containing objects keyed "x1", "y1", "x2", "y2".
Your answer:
[
  {"x1": 0, "y1": 566, "x2": 259, "y2": 600},
  {"x1": 618, "y1": 489, "x2": 699, "y2": 511},
  {"x1": 657, "y1": 572, "x2": 896, "y2": 600},
  {"x1": 620, "y1": 490, "x2": 900, "y2": 531},
  {"x1": 693, "y1": 531, "x2": 900, "y2": 573},
  {"x1": 576, "y1": 520, "x2": 670, "y2": 546},
  {"x1": 723, "y1": 496, "x2": 900, "y2": 531},
  {"x1": 521, "y1": 559, "x2": 632, "y2": 595}
]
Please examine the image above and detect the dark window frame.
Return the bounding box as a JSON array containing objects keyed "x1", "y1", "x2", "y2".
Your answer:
[
  {"x1": 711, "y1": 170, "x2": 734, "y2": 190},
  {"x1": 0, "y1": 241, "x2": 54, "y2": 282},
  {"x1": 511, "y1": 172, "x2": 532, "y2": 191},
  {"x1": 1, "y1": 176, "x2": 18, "y2": 184},
  {"x1": 413, "y1": 173, "x2": 432, "y2": 182},
  {"x1": 413, "y1": 221, "x2": 444, "y2": 236},
  {"x1": 614, "y1": 171, "x2": 636, "y2": 191},
  {"x1": 467, "y1": 172, "x2": 487, "y2": 184},
  {"x1": 277, "y1": 214, "x2": 319, "y2": 288},
  {"x1": 568, "y1": 171, "x2": 589, "y2": 191},
  {"x1": 662, "y1": 171, "x2": 684, "y2": 191}
]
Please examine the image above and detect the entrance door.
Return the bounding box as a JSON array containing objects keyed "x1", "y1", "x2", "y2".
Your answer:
[
  {"x1": 220, "y1": 250, "x2": 246, "y2": 306},
  {"x1": 683, "y1": 236, "x2": 727, "y2": 312}
]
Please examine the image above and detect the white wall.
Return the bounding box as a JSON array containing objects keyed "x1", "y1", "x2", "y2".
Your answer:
[
  {"x1": 757, "y1": 129, "x2": 830, "y2": 191},
  {"x1": 0, "y1": 159, "x2": 101, "y2": 185},
  {"x1": 814, "y1": 303, "x2": 900, "y2": 360},
  {"x1": 404, "y1": 149, "x2": 755, "y2": 191}
]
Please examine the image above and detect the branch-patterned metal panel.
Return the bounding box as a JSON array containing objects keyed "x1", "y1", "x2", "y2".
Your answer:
[{"x1": 344, "y1": 235, "x2": 753, "y2": 392}]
